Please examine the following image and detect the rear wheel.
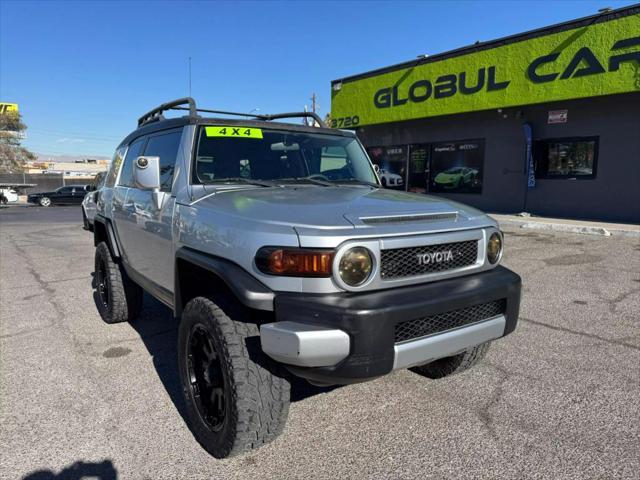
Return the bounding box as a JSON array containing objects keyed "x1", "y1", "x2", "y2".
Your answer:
[
  {"x1": 82, "y1": 209, "x2": 91, "y2": 231},
  {"x1": 94, "y1": 242, "x2": 143, "y2": 323},
  {"x1": 178, "y1": 296, "x2": 290, "y2": 458},
  {"x1": 411, "y1": 341, "x2": 491, "y2": 379},
  {"x1": 39, "y1": 197, "x2": 51, "y2": 207}
]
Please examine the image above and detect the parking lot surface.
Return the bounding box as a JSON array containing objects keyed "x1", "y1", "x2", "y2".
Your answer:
[{"x1": 1, "y1": 205, "x2": 638, "y2": 479}]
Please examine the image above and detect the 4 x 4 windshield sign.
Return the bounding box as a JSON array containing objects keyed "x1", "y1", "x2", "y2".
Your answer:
[{"x1": 205, "y1": 126, "x2": 263, "y2": 139}]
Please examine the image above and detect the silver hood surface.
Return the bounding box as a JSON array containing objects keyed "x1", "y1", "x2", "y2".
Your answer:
[{"x1": 192, "y1": 185, "x2": 488, "y2": 230}]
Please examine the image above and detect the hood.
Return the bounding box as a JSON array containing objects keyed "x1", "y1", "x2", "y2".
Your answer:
[{"x1": 192, "y1": 186, "x2": 487, "y2": 229}]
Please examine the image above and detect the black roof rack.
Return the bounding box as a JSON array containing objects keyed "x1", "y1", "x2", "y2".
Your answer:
[
  {"x1": 137, "y1": 98, "x2": 198, "y2": 127},
  {"x1": 138, "y1": 97, "x2": 326, "y2": 128}
]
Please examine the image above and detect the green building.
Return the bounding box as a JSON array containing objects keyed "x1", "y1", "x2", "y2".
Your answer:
[{"x1": 331, "y1": 5, "x2": 640, "y2": 222}]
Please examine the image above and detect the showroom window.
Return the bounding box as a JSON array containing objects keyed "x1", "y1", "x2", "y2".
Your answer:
[
  {"x1": 535, "y1": 137, "x2": 598, "y2": 179},
  {"x1": 430, "y1": 139, "x2": 485, "y2": 194},
  {"x1": 366, "y1": 145, "x2": 407, "y2": 189}
]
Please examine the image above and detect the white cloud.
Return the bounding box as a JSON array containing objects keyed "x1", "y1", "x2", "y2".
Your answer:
[{"x1": 56, "y1": 138, "x2": 86, "y2": 144}]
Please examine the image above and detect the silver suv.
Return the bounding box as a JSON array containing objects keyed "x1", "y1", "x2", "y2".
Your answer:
[{"x1": 92, "y1": 98, "x2": 521, "y2": 458}]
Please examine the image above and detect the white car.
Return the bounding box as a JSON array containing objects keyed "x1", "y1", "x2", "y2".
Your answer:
[
  {"x1": 0, "y1": 188, "x2": 19, "y2": 204},
  {"x1": 81, "y1": 172, "x2": 106, "y2": 231},
  {"x1": 378, "y1": 168, "x2": 404, "y2": 188}
]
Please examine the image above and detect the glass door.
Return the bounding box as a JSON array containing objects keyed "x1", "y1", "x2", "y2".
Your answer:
[{"x1": 408, "y1": 144, "x2": 430, "y2": 194}]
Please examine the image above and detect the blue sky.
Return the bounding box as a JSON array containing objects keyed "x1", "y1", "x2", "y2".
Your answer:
[{"x1": 0, "y1": 0, "x2": 635, "y2": 157}]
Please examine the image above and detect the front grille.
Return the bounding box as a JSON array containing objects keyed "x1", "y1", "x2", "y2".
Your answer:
[
  {"x1": 380, "y1": 240, "x2": 478, "y2": 279},
  {"x1": 394, "y1": 300, "x2": 506, "y2": 343}
]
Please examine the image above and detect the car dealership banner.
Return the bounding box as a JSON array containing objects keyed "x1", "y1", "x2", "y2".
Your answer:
[{"x1": 331, "y1": 14, "x2": 640, "y2": 127}]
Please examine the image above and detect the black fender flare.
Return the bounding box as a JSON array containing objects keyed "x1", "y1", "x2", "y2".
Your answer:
[
  {"x1": 174, "y1": 247, "x2": 275, "y2": 316},
  {"x1": 93, "y1": 214, "x2": 122, "y2": 260}
]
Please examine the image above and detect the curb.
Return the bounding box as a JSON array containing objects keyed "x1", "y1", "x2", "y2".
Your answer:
[
  {"x1": 497, "y1": 219, "x2": 639, "y2": 238},
  {"x1": 521, "y1": 222, "x2": 611, "y2": 237}
]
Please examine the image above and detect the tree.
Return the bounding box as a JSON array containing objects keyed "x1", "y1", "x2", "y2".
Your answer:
[
  {"x1": 0, "y1": 112, "x2": 35, "y2": 173},
  {"x1": 324, "y1": 112, "x2": 333, "y2": 128}
]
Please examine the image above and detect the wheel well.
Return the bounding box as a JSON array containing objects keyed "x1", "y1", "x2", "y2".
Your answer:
[
  {"x1": 176, "y1": 259, "x2": 233, "y2": 316},
  {"x1": 93, "y1": 219, "x2": 120, "y2": 261},
  {"x1": 94, "y1": 220, "x2": 108, "y2": 247},
  {"x1": 175, "y1": 259, "x2": 271, "y2": 322}
]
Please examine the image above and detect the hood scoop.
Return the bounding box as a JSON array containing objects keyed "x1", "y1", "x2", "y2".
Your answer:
[{"x1": 359, "y1": 211, "x2": 458, "y2": 225}]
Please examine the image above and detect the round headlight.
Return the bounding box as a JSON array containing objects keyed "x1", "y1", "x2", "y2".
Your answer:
[
  {"x1": 487, "y1": 232, "x2": 503, "y2": 264},
  {"x1": 339, "y1": 247, "x2": 373, "y2": 286}
]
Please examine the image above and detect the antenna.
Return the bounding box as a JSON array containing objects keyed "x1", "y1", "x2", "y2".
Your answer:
[{"x1": 188, "y1": 57, "x2": 192, "y2": 97}]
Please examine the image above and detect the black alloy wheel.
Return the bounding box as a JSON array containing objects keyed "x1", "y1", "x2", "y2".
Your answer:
[
  {"x1": 93, "y1": 241, "x2": 143, "y2": 324},
  {"x1": 178, "y1": 296, "x2": 291, "y2": 458},
  {"x1": 96, "y1": 256, "x2": 109, "y2": 310},
  {"x1": 187, "y1": 324, "x2": 226, "y2": 431}
]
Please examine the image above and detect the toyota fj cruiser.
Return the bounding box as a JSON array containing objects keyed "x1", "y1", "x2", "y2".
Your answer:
[{"x1": 92, "y1": 98, "x2": 521, "y2": 458}]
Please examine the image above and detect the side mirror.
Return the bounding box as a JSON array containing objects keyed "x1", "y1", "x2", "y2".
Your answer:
[
  {"x1": 133, "y1": 156, "x2": 161, "y2": 190},
  {"x1": 133, "y1": 156, "x2": 167, "y2": 209}
]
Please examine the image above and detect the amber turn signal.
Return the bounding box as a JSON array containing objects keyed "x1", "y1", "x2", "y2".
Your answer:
[{"x1": 256, "y1": 247, "x2": 334, "y2": 277}]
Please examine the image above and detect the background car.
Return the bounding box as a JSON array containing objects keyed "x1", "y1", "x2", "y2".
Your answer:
[
  {"x1": 81, "y1": 172, "x2": 106, "y2": 230},
  {"x1": 27, "y1": 185, "x2": 91, "y2": 207},
  {"x1": 433, "y1": 167, "x2": 478, "y2": 189},
  {"x1": 378, "y1": 168, "x2": 404, "y2": 188},
  {"x1": 0, "y1": 188, "x2": 19, "y2": 204}
]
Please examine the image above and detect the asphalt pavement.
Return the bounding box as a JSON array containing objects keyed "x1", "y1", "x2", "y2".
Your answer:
[{"x1": 1, "y1": 205, "x2": 638, "y2": 479}]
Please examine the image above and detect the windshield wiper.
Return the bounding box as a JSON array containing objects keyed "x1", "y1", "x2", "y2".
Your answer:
[
  {"x1": 208, "y1": 177, "x2": 277, "y2": 187},
  {"x1": 278, "y1": 176, "x2": 333, "y2": 187}
]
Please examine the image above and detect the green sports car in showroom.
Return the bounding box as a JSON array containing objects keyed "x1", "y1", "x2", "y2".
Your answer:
[{"x1": 433, "y1": 167, "x2": 478, "y2": 189}]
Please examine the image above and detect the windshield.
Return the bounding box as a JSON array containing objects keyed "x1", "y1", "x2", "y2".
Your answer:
[{"x1": 194, "y1": 126, "x2": 378, "y2": 186}]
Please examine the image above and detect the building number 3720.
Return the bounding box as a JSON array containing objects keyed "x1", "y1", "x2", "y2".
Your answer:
[{"x1": 331, "y1": 115, "x2": 360, "y2": 128}]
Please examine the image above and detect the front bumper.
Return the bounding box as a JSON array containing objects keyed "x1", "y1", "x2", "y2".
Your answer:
[{"x1": 260, "y1": 265, "x2": 521, "y2": 384}]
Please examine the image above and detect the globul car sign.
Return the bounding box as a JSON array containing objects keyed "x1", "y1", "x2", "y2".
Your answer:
[{"x1": 330, "y1": 14, "x2": 639, "y2": 127}]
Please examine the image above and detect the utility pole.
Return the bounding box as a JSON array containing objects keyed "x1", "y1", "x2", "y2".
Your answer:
[{"x1": 308, "y1": 93, "x2": 319, "y2": 126}]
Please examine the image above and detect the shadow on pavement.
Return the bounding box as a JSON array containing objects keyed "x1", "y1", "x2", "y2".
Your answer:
[
  {"x1": 90, "y1": 282, "x2": 338, "y2": 436},
  {"x1": 23, "y1": 460, "x2": 117, "y2": 480}
]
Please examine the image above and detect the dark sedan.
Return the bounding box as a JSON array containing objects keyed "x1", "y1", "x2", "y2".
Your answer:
[{"x1": 27, "y1": 185, "x2": 92, "y2": 207}]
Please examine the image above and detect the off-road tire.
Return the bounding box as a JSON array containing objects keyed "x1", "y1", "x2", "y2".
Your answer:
[
  {"x1": 411, "y1": 341, "x2": 491, "y2": 379},
  {"x1": 82, "y1": 210, "x2": 90, "y2": 230},
  {"x1": 94, "y1": 242, "x2": 143, "y2": 324},
  {"x1": 178, "y1": 296, "x2": 290, "y2": 458}
]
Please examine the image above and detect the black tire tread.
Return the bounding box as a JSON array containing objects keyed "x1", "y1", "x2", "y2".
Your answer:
[
  {"x1": 94, "y1": 242, "x2": 143, "y2": 324},
  {"x1": 180, "y1": 297, "x2": 290, "y2": 458},
  {"x1": 411, "y1": 341, "x2": 491, "y2": 379}
]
